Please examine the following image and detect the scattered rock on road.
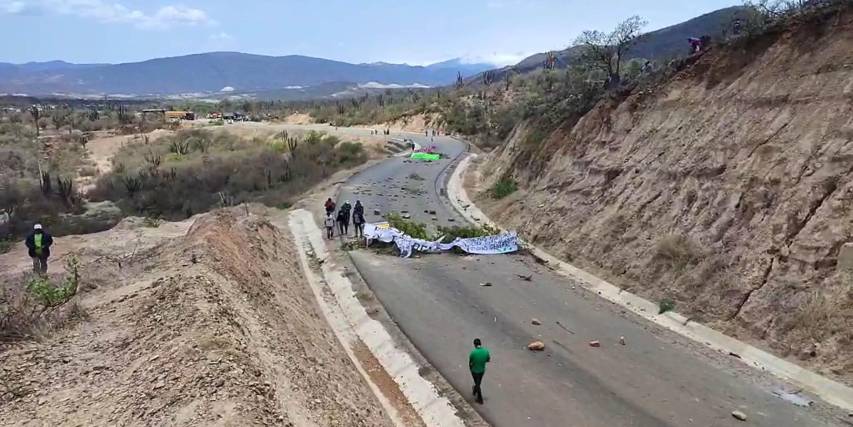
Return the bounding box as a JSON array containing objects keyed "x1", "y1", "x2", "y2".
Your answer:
[
  {"x1": 531, "y1": 318, "x2": 542, "y2": 325},
  {"x1": 619, "y1": 336, "x2": 626, "y2": 345},
  {"x1": 480, "y1": 282, "x2": 493, "y2": 287},
  {"x1": 589, "y1": 341, "x2": 601, "y2": 348},
  {"x1": 528, "y1": 341, "x2": 546, "y2": 351},
  {"x1": 517, "y1": 274, "x2": 532, "y2": 281},
  {"x1": 731, "y1": 410, "x2": 747, "y2": 421}
]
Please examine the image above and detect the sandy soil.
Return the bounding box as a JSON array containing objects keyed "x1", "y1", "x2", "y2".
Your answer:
[
  {"x1": 0, "y1": 207, "x2": 392, "y2": 426},
  {"x1": 76, "y1": 129, "x2": 173, "y2": 194},
  {"x1": 354, "y1": 113, "x2": 445, "y2": 135},
  {"x1": 282, "y1": 113, "x2": 314, "y2": 125}
]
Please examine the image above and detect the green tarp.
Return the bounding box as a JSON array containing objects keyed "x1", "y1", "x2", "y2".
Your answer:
[{"x1": 411, "y1": 152, "x2": 440, "y2": 162}]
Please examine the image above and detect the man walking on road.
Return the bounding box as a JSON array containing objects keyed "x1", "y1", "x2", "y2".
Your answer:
[
  {"x1": 469, "y1": 338, "x2": 491, "y2": 404},
  {"x1": 25, "y1": 223, "x2": 53, "y2": 275}
]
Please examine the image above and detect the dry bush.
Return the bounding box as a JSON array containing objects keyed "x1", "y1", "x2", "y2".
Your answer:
[
  {"x1": 78, "y1": 165, "x2": 98, "y2": 177},
  {"x1": 794, "y1": 286, "x2": 851, "y2": 341},
  {"x1": 653, "y1": 234, "x2": 702, "y2": 270}
]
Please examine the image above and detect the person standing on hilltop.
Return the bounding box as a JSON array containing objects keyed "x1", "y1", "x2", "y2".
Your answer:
[
  {"x1": 469, "y1": 338, "x2": 491, "y2": 404},
  {"x1": 324, "y1": 198, "x2": 336, "y2": 216},
  {"x1": 25, "y1": 224, "x2": 53, "y2": 275}
]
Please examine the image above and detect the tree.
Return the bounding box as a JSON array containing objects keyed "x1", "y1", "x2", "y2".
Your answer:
[{"x1": 574, "y1": 15, "x2": 647, "y2": 87}]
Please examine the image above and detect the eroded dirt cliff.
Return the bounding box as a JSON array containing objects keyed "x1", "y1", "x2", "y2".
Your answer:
[
  {"x1": 0, "y1": 209, "x2": 391, "y2": 426},
  {"x1": 476, "y1": 9, "x2": 853, "y2": 382}
]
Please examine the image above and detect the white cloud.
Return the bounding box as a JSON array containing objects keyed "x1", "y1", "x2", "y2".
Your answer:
[
  {"x1": 1, "y1": 1, "x2": 214, "y2": 29},
  {"x1": 209, "y1": 31, "x2": 233, "y2": 41},
  {"x1": 358, "y1": 82, "x2": 431, "y2": 89},
  {"x1": 0, "y1": 1, "x2": 36, "y2": 14},
  {"x1": 462, "y1": 52, "x2": 532, "y2": 67}
]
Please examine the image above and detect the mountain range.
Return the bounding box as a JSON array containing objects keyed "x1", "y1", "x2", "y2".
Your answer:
[
  {"x1": 0, "y1": 6, "x2": 749, "y2": 99},
  {"x1": 0, "y1": 54, "x2": 493, "y2": 97}
]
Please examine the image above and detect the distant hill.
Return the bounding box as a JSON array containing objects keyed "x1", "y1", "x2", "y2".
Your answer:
[
  {"x1": 480, "y1": 6, "x2": 749, "y2": 81},
  {"x1": 0, "y1": 53, "x2": 494, "y2": 97}
]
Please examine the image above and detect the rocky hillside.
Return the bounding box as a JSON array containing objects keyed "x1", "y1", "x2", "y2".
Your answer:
[{"x1": 476, "y1": 7, "x2": 853, "y2": 382}]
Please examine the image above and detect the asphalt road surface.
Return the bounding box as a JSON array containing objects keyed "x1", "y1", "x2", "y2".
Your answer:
[{"x1": 338, "y1": 134, "x2": 841, "y2": 426}]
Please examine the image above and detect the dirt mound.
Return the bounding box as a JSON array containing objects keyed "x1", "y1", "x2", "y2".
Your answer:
[
  {"x1": 361, "y1": 113, "x2": 442, "y2": 134},
  {"x1": 475, "y1": 8, "x2": 853, "y2": 382},
  {"x1": 0, "y1": 209, "x2": 390, "y2": 426},
  {"x1": 282, "y1": 113, "x2": 314, "y2": 125}
]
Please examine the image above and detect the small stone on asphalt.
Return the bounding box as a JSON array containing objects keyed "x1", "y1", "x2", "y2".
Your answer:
[
  {"x1": 589, "y1": 341, "x2": 601, "y2": 348},
  {"x1": 528, "y1": 341, "x2": 546, "y2": 351},
  {"x1": 731, "y1": 410, "x2": 747, "y2": 421},
  {"x1": 531, "y1": 318, "x2": 542, "y2": 325}
]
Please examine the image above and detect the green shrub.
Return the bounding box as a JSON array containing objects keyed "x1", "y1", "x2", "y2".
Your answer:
[
  {"x1": 490, "y1": 178, "x2": 518, "y2": 199},
  {"x1": 436, "y1": 224, "x2": 499, "y2": 243},
  {"x1": 28, "y1": 256, "x2": 79, "y2": 308},
  {"x1": 0, "y1": 237, "x2": 13, "y2": 254},
  {"x1": 385, "y1": 213, "x2": 430, "y2": 240},
  {"x1": 659, "y1": 298, "x2": 676, "y2": 315}
]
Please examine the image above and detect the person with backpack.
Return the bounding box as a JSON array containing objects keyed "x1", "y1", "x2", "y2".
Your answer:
[
  {"x1": 25, "y1": 223, "x2": 53, "y2": 275},
  {"x1": 352, "y1": 201, "x2": 366, "y2": 238},
  {"x1": 469, "y1": 338, "x2": 491, "y2": 404},
  {"x1": 324, "y1": 214, "x2": 335, "y2": 239},
  {"x1": 324, "y1": 198, "x2": 336, "y2": 216},
  {"x1": 337, "y1": 209, "x2": 348, "y2": 236},
  {"x1": 340, "y1": 201, "x2": 352, "y2": 235}
]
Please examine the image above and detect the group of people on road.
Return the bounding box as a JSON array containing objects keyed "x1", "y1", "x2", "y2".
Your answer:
[{"x1": 324, "y1": 198, "x2": 365, "y2": 239}]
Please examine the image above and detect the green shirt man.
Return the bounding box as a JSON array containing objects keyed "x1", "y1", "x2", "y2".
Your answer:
[{"x1": 469, "y1": 338, "x2": 491, "y2": 404}]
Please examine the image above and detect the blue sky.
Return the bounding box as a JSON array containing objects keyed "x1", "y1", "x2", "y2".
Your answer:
[{"x1": 0, "y1": 0, "x2": 741, "y2": 65}]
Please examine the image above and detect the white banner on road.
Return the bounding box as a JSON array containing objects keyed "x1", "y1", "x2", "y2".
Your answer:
[{"x1": 363, "y1": 222, "x2": 518, "y2": 258}]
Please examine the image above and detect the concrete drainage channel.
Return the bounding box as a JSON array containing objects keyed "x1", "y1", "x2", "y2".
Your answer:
[
  {"x1": 289, "y1": 209, "x2": 472, "y2": 427},
  {"x1": 448, "y1": 154, "x2": 853, "y2": 414}
]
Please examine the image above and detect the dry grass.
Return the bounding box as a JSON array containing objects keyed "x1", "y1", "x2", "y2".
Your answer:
[
  {"x1": 653, "y1": 234, "x2": 702, "y2": 270},
  {"x1": 794, "y1": 286, "x2": 851, "y2": 340}
]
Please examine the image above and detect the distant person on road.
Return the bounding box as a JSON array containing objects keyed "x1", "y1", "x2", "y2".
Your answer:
[
  {"x1": 25, "y1": 223, "x2": 53, "y2": 275},
  {"x1": 325, "y1": 198, "x2": 336, "y2": 216},
  {"x1": 324, "y1": 214, "x2": 335, "y2": 239},
  {"x1": 353, "y1": 201, "x2": 365, "y2": 238},
  {"x1": 469, "y1": 338, "x2": 491, "y2": 404}
]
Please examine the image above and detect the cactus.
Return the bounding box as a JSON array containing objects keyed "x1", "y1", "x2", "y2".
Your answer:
[
  {"x1": 40, "y1": 171, "x2": 51, "y2": 195},
  {"x1": 56, "y1": 176, "x2": 74, "y2": 207},
  {"x1": 482, "y1": 70, "x2": 496, "y2": 87},
  {"x1": 29, "y1": 106, "x2": 40, "y2": 138},
  {"x1": 544, "y1": 51, "x2": 557, "y2": 70},
  {"x1": 121, "y1": 174, "x2": 143, "y2": 197},
  {"x1": 144, "y1": 150, "x2": 162, "y2": 169}
]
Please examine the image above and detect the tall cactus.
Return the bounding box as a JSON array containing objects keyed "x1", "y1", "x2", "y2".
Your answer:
[{"x1": 544, "y1": 51, "x2": 557, "y2": 70}]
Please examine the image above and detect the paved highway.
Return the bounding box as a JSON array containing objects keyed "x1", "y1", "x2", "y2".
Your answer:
[{"x1": 338, "y1": 134, "x2": 841, "y2": 426}]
